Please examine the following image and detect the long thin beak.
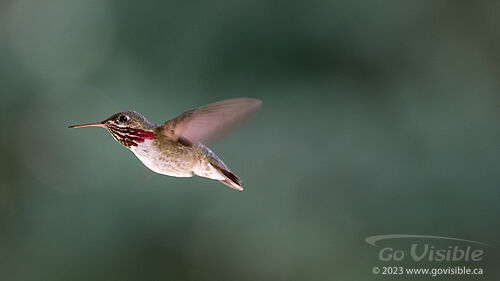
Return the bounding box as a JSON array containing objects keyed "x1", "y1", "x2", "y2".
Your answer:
[{"x1": 68, "y1": 123, "x2": 104, "y2": 129}]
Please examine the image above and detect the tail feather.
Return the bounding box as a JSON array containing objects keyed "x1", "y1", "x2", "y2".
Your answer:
[
  {"x1": 194, "y1": 143, "x2": 243, "y2": 191},
  {"x1": 217, "y1": 168, "x2": 243, "y2": 191}
]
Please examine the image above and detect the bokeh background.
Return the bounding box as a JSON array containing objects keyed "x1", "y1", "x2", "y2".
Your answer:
[{"x1": 0, "y1": 0, "x2": 499, "y2": 280}]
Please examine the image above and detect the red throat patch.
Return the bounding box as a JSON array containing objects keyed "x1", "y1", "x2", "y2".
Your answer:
[{"x1": 108, "y1": 126, "x2": 156, "y2": 147}]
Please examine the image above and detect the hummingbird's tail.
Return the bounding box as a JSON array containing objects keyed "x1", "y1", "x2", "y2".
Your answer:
[
  {"x1": 216, "y1": 167, "x2": 243, "y2": 191},
  {"x1": 193, "y1": 143, "x2": 243, "y2": 191}
]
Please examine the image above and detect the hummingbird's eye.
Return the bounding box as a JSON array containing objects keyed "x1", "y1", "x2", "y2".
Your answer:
[{"x1": 118, "y1": 115, "x2": 129, "y2": 123}]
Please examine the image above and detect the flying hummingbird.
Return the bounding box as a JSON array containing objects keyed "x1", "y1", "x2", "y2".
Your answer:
[{"x1": 68, "y1": 98, "x2": 261, "y2": 191}]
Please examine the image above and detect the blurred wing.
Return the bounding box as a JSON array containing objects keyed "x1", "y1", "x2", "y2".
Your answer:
[{"x1": 160, "y1": 98, "x2": 262, "y2": 146}]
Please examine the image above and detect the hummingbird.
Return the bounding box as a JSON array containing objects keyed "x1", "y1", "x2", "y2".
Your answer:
[{"x1": 68, "y1": 98, "x2": 261, "y2": 191}]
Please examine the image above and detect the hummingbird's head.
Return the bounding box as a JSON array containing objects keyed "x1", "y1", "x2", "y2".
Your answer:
[{"x1": 69, "y1": 111, "x2": 157, "y2": 148}]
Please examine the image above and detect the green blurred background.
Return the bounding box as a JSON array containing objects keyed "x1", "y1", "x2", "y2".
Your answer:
[{"x1": 0, "y1": 0, "x2": 499, "y2": 280}]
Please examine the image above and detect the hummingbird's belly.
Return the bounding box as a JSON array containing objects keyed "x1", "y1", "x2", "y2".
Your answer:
[{"x1": 130, "y1": 139, "x2": 196, "y2": 177}]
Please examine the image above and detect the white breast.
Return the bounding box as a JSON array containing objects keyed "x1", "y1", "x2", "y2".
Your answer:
[{"x1": 130, "y1": 140, "x2": 194, "y2": 177}]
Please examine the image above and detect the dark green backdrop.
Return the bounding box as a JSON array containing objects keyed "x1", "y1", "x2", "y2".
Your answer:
[{"x1": 0, "y1": 0, "x2": 498, "y2": 280}]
